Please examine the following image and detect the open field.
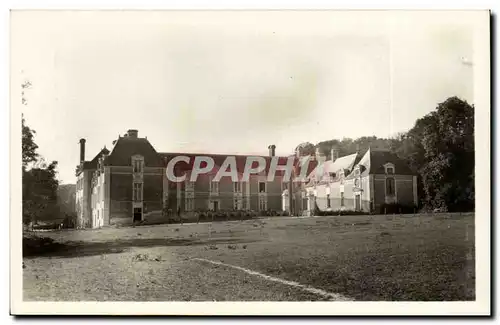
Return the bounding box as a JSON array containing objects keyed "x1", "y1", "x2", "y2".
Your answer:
[{"x1": 23, "y1": 213, "x2": 475, "y2": 301}]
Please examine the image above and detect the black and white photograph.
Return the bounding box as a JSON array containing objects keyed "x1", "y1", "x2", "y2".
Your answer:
[{"x1": 9, "y1": 9, "x2": 491, "y2": 316}]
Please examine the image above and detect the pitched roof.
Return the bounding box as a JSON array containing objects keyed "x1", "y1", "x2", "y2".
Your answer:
[
  {"x1": 367, "y1": 149, "x2": 414, "y2": 175},
  {"x1": 346, "y1": 148, "x2": 415, "y2": 178},
  {"x1": 81, "y1": 147, "x2": 110, "y2": 170},
  {"x1": 159, "y1": 152, "x2": 314, "y2": 179},
  {"x1": 107, "y1": 136, "x2": 164, "y2": 167},
  {"x1": 307, "y1": 152, "x2": 360, "y2": 182},
  {"x1": 324, "y1": 153, "x2": 359, "y2": 174}
]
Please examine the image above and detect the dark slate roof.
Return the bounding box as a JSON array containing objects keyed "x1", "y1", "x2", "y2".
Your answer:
[
  {"x1": 346, "y1": 148, "x2": 415, "y2": 178},
  {"x1": 107, "y1": 136, "x2": 164, "y2": 167},
  {"x1": 367, "y1": 149, "x2": 414, "y2": 175},
  {"x1": 159, "y1": 152, "x2": 316, "y2": 179},
  {"x1": 81, "y1": 147, "x2": 110, "y2": 170},
  {"x1": 307, "y1": 152, "x2": 362, "y2": 183},
  {"x1": 294, "y1": 156, "x2": 318, "y2": 179}
]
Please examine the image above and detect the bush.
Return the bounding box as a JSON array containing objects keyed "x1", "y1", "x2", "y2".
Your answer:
[
  {"x1": 23, "y1": 234, "x2": 63, "y2": 257},
  {"x1": 314, "y1": 209, "x2": 370, "y2": 216},
  {"x1": 379, "y1": 203, "x2": 418, "y2": 214}
]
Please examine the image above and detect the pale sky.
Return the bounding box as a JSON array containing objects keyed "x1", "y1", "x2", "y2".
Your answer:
[{"x1": 11, "y1": 10, "x2": 477, "y2": 184}]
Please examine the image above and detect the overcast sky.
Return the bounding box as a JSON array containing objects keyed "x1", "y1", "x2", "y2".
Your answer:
[{"x1": 11, "y1": 10, "x2": 477, "y2": 184}]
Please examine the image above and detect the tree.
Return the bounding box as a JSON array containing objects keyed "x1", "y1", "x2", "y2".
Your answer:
[
  {"x1": 295, "y1": 142, "x2": 315, "y2": 156},
  {"x1": 420, "y1": 97, "x2": 474, "y2": 211},
  {"x1": 23, "y1": 161, "x2": 60, "y2": 225},
  {"x1": 22, "y1": 117, "x2": 60, "y2": 225},
  {"x1": 22, "y1": 114, "x2": 38, "y2": 168},
  {"x1": 398, "y1": 96, "x2": 474, "y2": 211},
  {"x1": 315, "y1": 136, "x2": 393, "y2": 159}
]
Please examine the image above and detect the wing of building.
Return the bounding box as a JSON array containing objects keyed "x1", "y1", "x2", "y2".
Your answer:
[{"x1": 303, "y1": 147, "x2": 418, "y2": 214}]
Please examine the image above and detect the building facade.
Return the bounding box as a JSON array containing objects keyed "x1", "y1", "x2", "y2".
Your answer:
[
  {"x1": 303, "y1": 147, "x2": 418, "y2": 214},
  {"x1": 75, "y1": 130, "x2": 289, "y2": 228},
  {"x1": 75, "y1": 130, "x2": 419, "y2": 228}
]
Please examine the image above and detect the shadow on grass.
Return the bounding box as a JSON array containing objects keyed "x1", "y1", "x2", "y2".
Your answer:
[{"x1": 23, "y1": 236, "x2": 256, "y2": 259}]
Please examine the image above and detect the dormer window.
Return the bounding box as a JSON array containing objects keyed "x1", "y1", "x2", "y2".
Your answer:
[
  {"x1": 132, "y1": 155, "x2": 144, "y2": 173},
  {"x1": 383, "y1": 163, "x2": 395, "y2": 175}
]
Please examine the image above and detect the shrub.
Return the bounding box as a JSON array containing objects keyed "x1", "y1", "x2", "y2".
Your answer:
[
  {"x1": 379, "y1": 203, "x2": 418, "y2": 214},
  {"x1": 23, "y1": 234, "x2": 62, "y2": 257},
  {"x1": 314, "y1": 209, "x2": 370, "y2": 216}
]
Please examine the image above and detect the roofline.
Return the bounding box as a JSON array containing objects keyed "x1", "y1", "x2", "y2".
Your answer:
[{"x1": 158, "y1": 152, "x2": 293, "y2": 159}]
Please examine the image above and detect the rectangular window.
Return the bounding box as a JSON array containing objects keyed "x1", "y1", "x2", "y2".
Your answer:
[
  {"x1": 259, "y1": 182, "x2": 266, "y2": 193},
  {"x1": 327, "y1": 194, "x2": 331, "y2": 208},
  {"x1": 233, "y1": 181, "x2": 242, "y2": 193},
  {"x1": 185, "y1": 179, "x2": 195, "y2": 190},
  {"x1": 133, "y1": 183, "x2": 143, "y2": 202},
  {"x1": 259, "y1": 196, "x2": 267, "y2": 211},
  {"x1": 185, "y1": 197, "x2": 194, "y2": 212},
  {"x1": 233, "y1": 198, "x2": 243, "y2": 210},
  {"x1": 340, "y1": 192, "x2": 344, "y2": 207},
  {"x1": 387, "y1": 167, "x2": 394, "y2": 174},
  {"x1": 386, "y1": 178, "x2": 395, "y2": 196},
  {"x1": 133, "y1": 159, "x2": 144, "y2": 173},
  {"x1": 210, "y1": 180, "x2": 219, "y2": 194}
]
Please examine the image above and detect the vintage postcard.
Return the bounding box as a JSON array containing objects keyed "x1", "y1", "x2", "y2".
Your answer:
[{"x1": 10, "y1": 9, "x2": 490, "y2": 316}]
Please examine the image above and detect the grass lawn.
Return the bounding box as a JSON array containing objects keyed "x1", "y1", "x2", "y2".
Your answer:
[{"x1": 23, "y1": 213, "x2": 475, "y2": 301}]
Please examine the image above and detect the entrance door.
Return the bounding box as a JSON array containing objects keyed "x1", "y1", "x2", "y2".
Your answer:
[
  {"x1": 133, "y1": 207, "x2": 142, "y2": 222},
  {"x1": 212, "y1": 201, "x2": 219, "y2": 212},
  {"x1": 355, "y1": 195, "x2": 361, "y2": 211}
]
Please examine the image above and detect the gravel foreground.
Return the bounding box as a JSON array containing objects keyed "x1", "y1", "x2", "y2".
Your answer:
[{"x1": 23, "y1": 213, "x2": 475, "y2": 301}]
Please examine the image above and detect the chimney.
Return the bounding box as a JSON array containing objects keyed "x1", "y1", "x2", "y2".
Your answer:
[
  {"x1": 127, "y1": 129, "x2": 138, "y2": 138},
  {"x1": 330, "y1": 147, "x2": 339, "y2": 162},
  {"x1": 268, "y1": 144, "x2": 276, "y2": 157},
  {"x1": 79, "y1": 138, "x2": 86, "y2": 163}
]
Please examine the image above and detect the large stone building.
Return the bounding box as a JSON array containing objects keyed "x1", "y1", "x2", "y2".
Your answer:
[
  {"x1": 75, "y1": 129, "x2": 290, "y2": 228},
  {"x1": 75, "y1": 129, "x2": 419, "y2": 228}
]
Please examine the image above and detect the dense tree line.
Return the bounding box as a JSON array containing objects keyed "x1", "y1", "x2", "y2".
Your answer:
[
  {"x1": 301, "y1": 96, "x2": 474, "y2": 212},
  {"x1": 22, "y1": 115, "x2": 61, "y2": 226}
]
